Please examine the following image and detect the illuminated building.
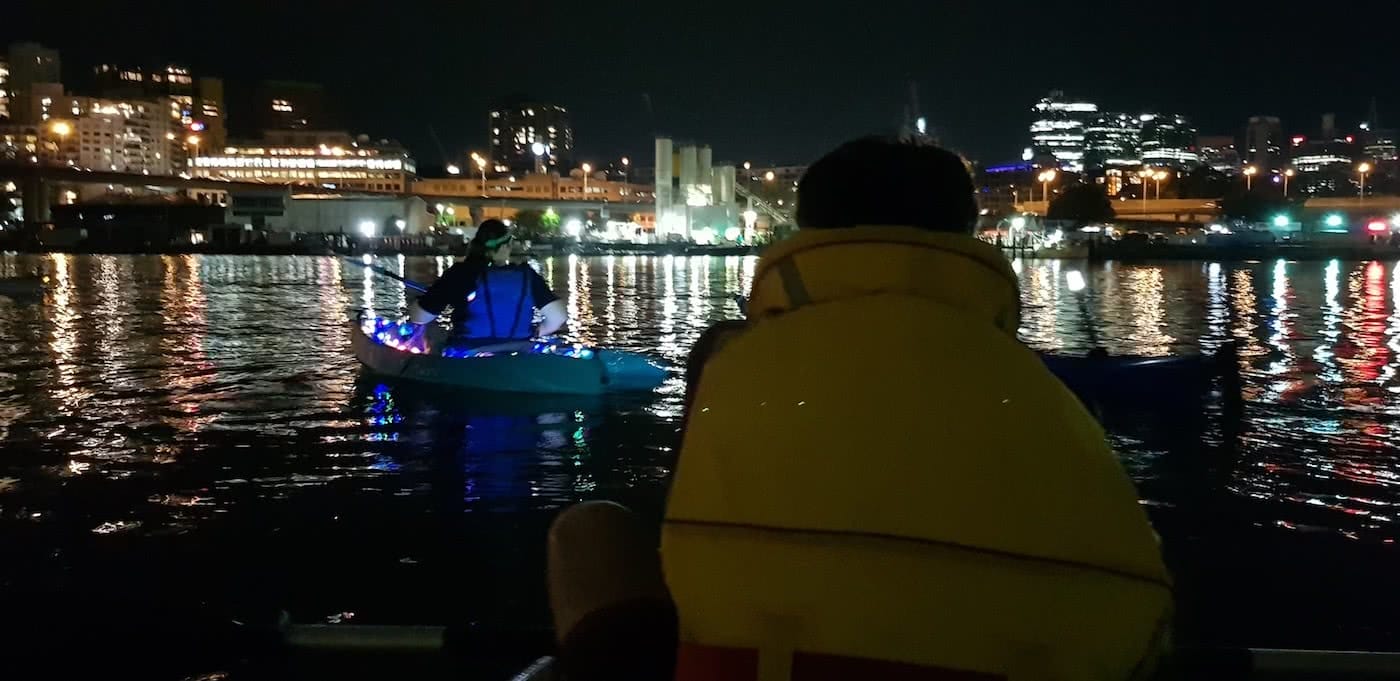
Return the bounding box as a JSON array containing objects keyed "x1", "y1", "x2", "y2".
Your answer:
[
  {"x1": 5, "y1": 42, "x2": 60, "y2": 124},
  {"x1": 489, "y1": 99, "x2": 574, "y2": 174},
  {"x1": 1197, "y1": 135, "x2": 1240, "y2": 174},
  {"x1": 1029, "y1": 91, "x2": 1098, "y2": 172},
  {"x1": 194, "y1": 130, "x2": 416, "y2": 193},
  {"x1": 1138, "y1": 113, "x2": 1199, "y2": 169},
  {"x1": 1245, "y1": 116, "x2": 1283, "y2": 171},
  {"x1": 1083, "y1": 113, "x2": 1141, "y2": 172},
  {"x1": 70, "y1": 97, "x2": 176, "y2": 174},
  {"x1": 94, "y1": 64, "x2": 226, "y2": 166},
  {"x1": 0, "y1": 59, "x2": 9, "y2": 120},
  {"x1": 413, "y1": 174, "x2": 652, "y2": 204},
  {"x1": 654, "y1": 137, "x2": 743, "y2": 242},
  {"x1": 255, "y1": 81, "x2": 330, "y2": 131},
  {"x1": 1292, "y1": 138, "x2": 1355, "y2": 173}
]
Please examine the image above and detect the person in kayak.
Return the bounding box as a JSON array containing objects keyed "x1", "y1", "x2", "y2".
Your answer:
[{"x1": 405, "y1": 219, "x2": 566, "y2": 347}]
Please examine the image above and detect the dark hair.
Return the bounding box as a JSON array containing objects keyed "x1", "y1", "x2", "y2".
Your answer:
[
  {"x1": 467, "y1": 219, "x2": 512, "y2": 264},
  {"x1": 795, "y1": 136, "x2": 978, "y2": 233}
]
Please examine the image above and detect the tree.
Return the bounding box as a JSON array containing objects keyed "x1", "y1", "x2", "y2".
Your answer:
[
  {"x1": 1218, "y1": 188, "x2": 1298, "y2": 223},
  {"x1": 1047, "y1": 183, "x2": 1115, "y2": 225},
  {"x1": 511, "y1": 209, "x2": 560, "y2": 241}
]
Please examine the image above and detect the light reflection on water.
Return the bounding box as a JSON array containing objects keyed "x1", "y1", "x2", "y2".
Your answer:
[{"x1": 1, "y1": 255, "x2": 1399, "y2": 651}]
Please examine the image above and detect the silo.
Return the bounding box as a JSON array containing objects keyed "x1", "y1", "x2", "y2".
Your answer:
[
  {"x1": 713, "y1": 165, "x2": 736, "y2": 205},
  {"x1": 698, "y1": 145, "x2": 713, "y2": 192},
  {"x1": 654, "y1": 138, "x2": 673, "y2": 233},
  {"x1": 678, "y1": 145, "x2": 699, "y2": 200}
]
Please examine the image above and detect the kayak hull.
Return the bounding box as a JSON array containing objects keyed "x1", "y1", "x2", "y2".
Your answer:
[{"x1": 351, "y1": 318, "x2": 666, "y2": 395}]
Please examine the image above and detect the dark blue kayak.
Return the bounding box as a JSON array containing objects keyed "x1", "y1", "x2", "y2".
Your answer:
[{"x1": 1040, "y1": 343, "x2": 1242, "y2": 413}]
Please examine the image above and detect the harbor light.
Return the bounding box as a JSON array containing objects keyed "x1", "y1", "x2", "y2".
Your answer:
[
  {"x1": 358, "y1": 220, "x2": 376, "y2": 237},
  {"x1": 1272, "y1": 215, "x2": 1289, "y2": 228},
  {"x1": 1325, "y1": 214, "x2": 1344, "y2": 228},
  {"x1": 394, "y1": 219, "x2": 406, "y2": 231},
  {"x1": 565, "y1": 219, "x2": 583, "y2": 238}
]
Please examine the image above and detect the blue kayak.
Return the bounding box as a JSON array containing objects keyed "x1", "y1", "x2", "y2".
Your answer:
[{"x1": 351, "y1": 315, "x2": 668, "y2": 395}]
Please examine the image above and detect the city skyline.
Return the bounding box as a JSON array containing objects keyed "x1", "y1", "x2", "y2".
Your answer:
[{"x1": 3, "y1": 2, "x2": 1397, "y2": 168}]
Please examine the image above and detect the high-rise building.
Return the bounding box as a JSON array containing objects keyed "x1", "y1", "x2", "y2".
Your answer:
[
  {"x1": 1244, "y1": 116, "x2": 1283, "y2": 170},
  {"x1": 1029, "y1": 91, "x2": 1098, "y2": 172},
  {"x1": 255, "y1": 81, "x2": 329, "y2": 131},
  {"x1": 1197, "y1": 135, "x2": 1241, "y2": 174},
  {"x1": 70, "y1": 96, "x2": 175, "y2": 175},
  {"x1": 489, "y1": 99, "x2": 574, "y2": 174},
  {"x1": 1139, "y1": 113, "x2": 1199, "y2": 168},
  {"x1": 1083, "y1": 112, "x2": 1141, "y2": 172},
  {"x1": 6, "y1": 42, "x2": 61, "y2": 125},
  {"x1": 195, "y1": 77, "x2": 227, "y2": 148}
]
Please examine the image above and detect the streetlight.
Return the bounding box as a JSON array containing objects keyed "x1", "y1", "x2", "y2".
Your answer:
[
  {"x1": 446, "y1": 164, "x2": 461, "y2": 175},
  {"x1": 1037, "y1": 169, "x2": 1057, "y2": 204},
  {"x1": 1359, "y1": 162, "x2": 1372, "y2": 205},
  {"x1": 581, "y1": 163, "x2": 592, "y2": 196},
  {"x1": 1152, "y1": 170, "x2": 1168, "y2": 200},
  {"x1": 621, "y1": 156, "x2": 630, "y2": 197},
  {"x1": 186, "y1": 134, "x2": 201, "y2": 171},
  {"x1": 531, "y1": 142, "x2": 547, "y2": 174},
  {"x1": 1138, "y1": 168, "x2": 1153, "y2": 213},
  {"x1": 1283, "y1": 168, "x2": 1295, "y2": 197},
  {"x1": 1244, "y1": 165, "x2": 1258, "y2": 191},
  {"x1": 471, "y1": 152, "x2": 487, "y2": 197}
]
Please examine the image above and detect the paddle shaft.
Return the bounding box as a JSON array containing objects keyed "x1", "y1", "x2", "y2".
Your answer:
[{"x1": 340, "y1": 256, "x2": 428, "y2": 293}]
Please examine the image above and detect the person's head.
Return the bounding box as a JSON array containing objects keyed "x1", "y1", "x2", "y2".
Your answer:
[
  {"x1": 796, "y1": 136, "x2": 978, "y2": 233},
  {"x1": 469, "y1": 219, "x2": 514, "y2": 265}
]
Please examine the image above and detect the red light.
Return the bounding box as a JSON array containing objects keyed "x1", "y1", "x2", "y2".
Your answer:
[
  {"x1": 1347, "y1": 135, "x2": 1355, "y2": 144},
  {"x1": 1367, "y1": 221, "x2": 1388, "y2": 233},
  {"x1": 1292, "y1": 135, "x2": 1306, "y2": 146}
]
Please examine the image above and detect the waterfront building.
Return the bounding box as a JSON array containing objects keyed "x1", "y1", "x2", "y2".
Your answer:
[
  {"x1": 193, "y1": 130, "x2": 416, "y2": 192},
  {"x1": 93, "y1": 64, "x2": 226, "y2": 167},
  {"x1": 1139, "y1": 113, "x2": 1199, "y2": 169},
  {"x1": 1029, "y1": 91, "x2": 1098, "y2": 172},
  {"x1": 70, "y1": 97, "x2": 176, "y2": 174},
  {"x1": 1245, "y1": 116, "x2": 1283, "y2": 171},
  {"x1": 414, "y1": 173, "x2": 651, "y2": 204},
  {"x1": 489, "y1": 99, "x2": 574, "y2": 175},
  {"x1": 654, "y1": 137, "x2": 743, "y2": 242},
  {"x1": 1083, "y1": 113, "x2": 1141, "y2": 172},
  {"x1": 255, "y1": 81, "x2": 330, "y2": 131},
  {"x1": 1197, "y1": 135, "x2": 1241, "y2": 174},
  {"x1": 5, "y1": 42, "x2": 61, "y2": 125}
]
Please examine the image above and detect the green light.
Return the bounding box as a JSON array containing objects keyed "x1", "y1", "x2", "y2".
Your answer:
[
  {"x1": 1325, "y1": 214, "x2": 1344, "y2": 228},
  {"x1": 1272, "y1": 215, "x2": 1289, "y2": 228}
]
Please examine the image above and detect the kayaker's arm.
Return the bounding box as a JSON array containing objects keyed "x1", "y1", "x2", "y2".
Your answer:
[{"x1": 538, "y1": 300, "x2": 567, "y2": 336}]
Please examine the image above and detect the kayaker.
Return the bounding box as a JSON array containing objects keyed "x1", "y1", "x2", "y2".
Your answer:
[
  {"x1": 405, "y1": 219, "x2": 566, "y2": 347},
  {"x1": 660, "y1": 136, "x2": 1173, "y2": 679}
]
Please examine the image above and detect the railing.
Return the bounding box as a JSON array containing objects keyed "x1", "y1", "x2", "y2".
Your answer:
[{"x1": 734, "y1": 183, "x2": 793, "y2": 226}]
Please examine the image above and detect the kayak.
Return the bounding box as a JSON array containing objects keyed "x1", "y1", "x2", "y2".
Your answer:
[
  {"x1": 352, "y1": 315, "x2": 668, "y2": 395},
  {"x1": 1040, "y1": 343, "x2": 1242, "y2": 413}
]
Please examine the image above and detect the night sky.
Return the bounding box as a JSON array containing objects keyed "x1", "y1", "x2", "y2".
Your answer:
[{"x1": 5, "y1": 1, "x2": 1399, "y2": 169}]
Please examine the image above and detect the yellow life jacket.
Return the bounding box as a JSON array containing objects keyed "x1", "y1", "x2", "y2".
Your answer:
[{"x1": 663, "y1": 226, "x2": 1172, "y2": 681}]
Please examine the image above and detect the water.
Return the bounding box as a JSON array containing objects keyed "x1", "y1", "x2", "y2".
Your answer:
[{"x1": 0, "y1": 254, "x2": 1397, "y2": 675}]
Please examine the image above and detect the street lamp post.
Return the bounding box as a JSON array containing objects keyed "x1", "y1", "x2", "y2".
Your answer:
[
  {"x1": 1283, "y1": 168, "x2": 1294, "y2": 197},
  {"x1": 1244, "y1": 165, "x2": 1258, "y2": 191},
  {"x1": 471, "y1": 152, "x2": 487, "y2": 197},
  {"x1": 621, "y1": 156, "x2": 630, "y2": 200},
  {"x1": 581, "y1": 163, "x2": 592, "y2": 197},
  {"x1": 1037, "y1": 169, "x2": 1057, "y2": 206},
  {"x1": 1359, "y1": 162, "x2": 1372, "y2": 206},
  {"x1": 1153, "y1": 170, "x2": 1168, "y2": 200},
  {"x1": 1138, "y1": 168, "x2": 1153, "y2": 213},
  {"x1": 186, "y1": 134, "x2": 202, "y2": 173}
]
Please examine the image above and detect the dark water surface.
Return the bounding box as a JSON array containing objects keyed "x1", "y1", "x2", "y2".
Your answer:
[{"x1": 0, "y1": 254, "x2": 1398, "y2": 674}]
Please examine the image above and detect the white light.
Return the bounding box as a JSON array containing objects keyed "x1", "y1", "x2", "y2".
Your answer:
[
  {"x1": 435, "y1": 203, "x2": 445, "y2": 213},
  {"x1": 446, "y1": 164, "x2": 461, "y2": 175},
  {"x1": 394, "y1": 219, "x2": 406, "y2": 231},
  {"x1": 1208, "y1": 223, "x2": 1231, "y2": 234},
  {"x1": 1325, "y1": 214, "x2": 1344, "y2": 228},
  {"x1": 742, "y1": 210, "x2": 758, "y2": 227},
  {"x1": 1391, "y1": 214, "x2": 1400, "y2": 228},
  {"x1": 502, "y1": 219, "x2": 512, "y2": 226},
  {"x1": 565, "y1": 219, "x2": 583, "y2": 237},
  {"x1": 531, "y1": 142, "x2": 546, "y2": 157},
  {"x1": 1066, "y1": 270, "x2": 1086, "y2": 292},
  {"x1": 1272, "y1": 215, "x2": 1289, "y2": 228},
  {"x1": 1078, "y1": 225, "x2": 1102, "y2": 233},
  {"x1": 915, "y1": 117, "x2": 927, "y2": 135},
  {"x1": 724, "y1": 226, "x2": 742, "y2": 241},
  {"x1": 1010, "y1": 217, "x2": 1027, "y2": 230},
  {"x1": 358, "y1": 221, "x2": 376, "y2": 237}
]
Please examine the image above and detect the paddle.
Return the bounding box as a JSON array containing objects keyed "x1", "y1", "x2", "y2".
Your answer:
[{"x1": 339, "y1": 255, "x2": 428, "y2": 293}]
